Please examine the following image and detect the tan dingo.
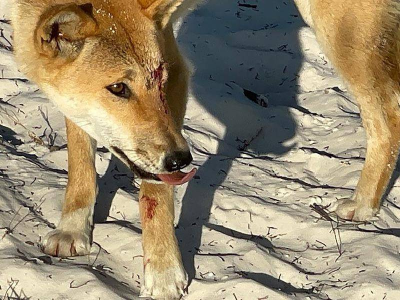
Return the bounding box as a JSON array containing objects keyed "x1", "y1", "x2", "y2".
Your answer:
[
  {"x1": 11, "y1": 0, "x2": 400, "y2": 298},
  {"x1": 295, "y1": 0, "x2": 400, "y2": 221},
  {"x1": 11, "y1": 0, "x2": 198, "y2": 298}
]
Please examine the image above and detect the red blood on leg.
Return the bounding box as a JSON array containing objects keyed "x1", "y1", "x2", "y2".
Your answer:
[
  {"x1": 141, "y1": 196, "x2": 158, "y2": 221},
  {"x1": 144, "y1": 258, "x2": 151, "y2": 269}
]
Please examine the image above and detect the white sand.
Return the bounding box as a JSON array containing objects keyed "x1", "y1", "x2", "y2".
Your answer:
[{"x1": 1, "y1": 1, "x2": 400, "y2": 299}]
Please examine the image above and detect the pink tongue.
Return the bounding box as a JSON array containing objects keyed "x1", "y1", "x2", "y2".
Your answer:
[{"x1": 157, "y1": 168, "x2": 197, "y2": 185}]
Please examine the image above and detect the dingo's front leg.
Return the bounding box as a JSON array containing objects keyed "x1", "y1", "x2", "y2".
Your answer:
[
  {"x1": 139, "y1": 182, "x2": 187, "y2": 300},
  {"x1": 42, "y1": 118, "x2": 97, "y2": 257}
]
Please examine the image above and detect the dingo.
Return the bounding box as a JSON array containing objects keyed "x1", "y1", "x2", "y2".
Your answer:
[
  {"x1": 295, "y1": 0, "x2": 400, "y2": 221},
  {"x1": 11, "y1": 0, "x2": 400, "y2": 298},
  {"x1": 11, "y1": 0, "x2": 198, "y2": 298}
]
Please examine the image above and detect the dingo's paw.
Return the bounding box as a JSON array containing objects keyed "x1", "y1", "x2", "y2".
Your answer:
[
  {"x1": 42, "y1": 229, "x2": 91, "y2": 257},
  {"x1": 335, "y1": 199, "x2": 377, "y2": 221},
  {"x1": 140, "y1": 262, "x2": 188, "y2": 300}
]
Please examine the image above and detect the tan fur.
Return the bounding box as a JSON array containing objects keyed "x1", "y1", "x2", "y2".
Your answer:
[
  {"x1": 11, "y1": 0, "x2": 196, "y2": 298},
  {"x1": 295, "y1": 0, "x2": 400, "y2": 220},
  {"x1": 139, "y1": 183, "x2": 185, "y2": 276},
  {"x1": 63, "y1": 118, "x2": 97, "y2": 215}
]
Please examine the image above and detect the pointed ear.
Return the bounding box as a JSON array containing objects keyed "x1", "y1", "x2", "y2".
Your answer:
[
  {"x1": 35, "y1": 3, "x2": 98, "y2": 60},
  {"x1": 138, "y1": 0, "x2": 186, "y2": 28}
]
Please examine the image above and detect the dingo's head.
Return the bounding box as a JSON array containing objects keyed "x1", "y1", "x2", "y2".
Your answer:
[{"x1": 16, "y1": 0, "x2": 196, "y2": 184}]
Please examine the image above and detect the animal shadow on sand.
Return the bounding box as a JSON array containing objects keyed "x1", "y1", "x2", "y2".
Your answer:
[{"x1": 174, "y1": 0, "x2": 316, "y2": 296}]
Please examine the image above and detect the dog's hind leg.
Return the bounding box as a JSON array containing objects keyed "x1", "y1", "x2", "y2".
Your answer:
[
  {"x1": 307, "y1": 0, "x2": 400, "y2": 221},
  {"x1": 139, "y1": 182, "x2": 187, "y2": 299},
  {"x1": 42, "y1": 118, "x2": 97, "y2": 257},
  {"x1": 336, "y1": 91, "x2": 400, "y2": 221}
]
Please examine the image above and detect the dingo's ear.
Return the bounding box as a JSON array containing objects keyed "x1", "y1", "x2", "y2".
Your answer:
[
  {"x1": 35, "y1": 3, "x2": 97, "y2": 59},
  {"x1": 138, "y1": 0, "x2": 185, "y2": 28}
]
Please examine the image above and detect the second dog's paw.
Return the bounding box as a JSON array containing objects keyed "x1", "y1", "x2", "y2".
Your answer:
[
  {"x1": 140, "y1": 262, "x2": 188, "y2": 300},
  {"x1": 335, "y1": 199, "x2": 357, "y2": 220},
  {"x1": 335, "y1": 199, "x2": 377, "y2": 221},
  {"x1": 42, "y1": 229, "x2": 91, "y2": 257}
]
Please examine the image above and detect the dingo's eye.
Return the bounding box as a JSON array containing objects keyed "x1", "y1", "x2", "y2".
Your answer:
[{"x1": 106, "y1": 83, "x2": 131, "y2": 99}]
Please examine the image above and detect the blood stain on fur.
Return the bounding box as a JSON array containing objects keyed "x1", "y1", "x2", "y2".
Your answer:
[
  {"x1": 141, "y1": 196, "x2": 158, "y2": 220},
  {"x1": 144, "y1": 258, "x2": 150, "y2": 268},
  {"x1": 151, "y1": 62, "x2": 168, "y2": 114}
]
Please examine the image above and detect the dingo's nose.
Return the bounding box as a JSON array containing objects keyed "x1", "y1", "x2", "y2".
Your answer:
[{"x1": 164, "y1": 151, "x2": 193, "y2": 172}]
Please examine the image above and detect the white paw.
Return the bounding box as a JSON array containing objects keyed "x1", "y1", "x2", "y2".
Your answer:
[
  {"x1": 353, "y1": 206, "x2": 377, "y2": 221},
  {"x1": 335, "y1": 199, "x2": 377, "y2": 221},
  {"x1": 140, "y1": 263, "x2": 188, "y2": 300},
  {"x1": 42, "y1": 229, "x2": 91, "y2": 257},
  {"x1": 42, "y1": 207, "x2": 93, "y2": 257}
]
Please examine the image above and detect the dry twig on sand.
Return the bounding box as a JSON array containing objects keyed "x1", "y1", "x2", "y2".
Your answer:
[
  {"x1": 1, "y1": 196, "x2": 46, "y2": 240},
  {"x1": 237, "y1": 127, "x2": 263, "y2": 152},
  {"x1": 2, "y1": 278, "x2": 30, "y2": 300},
  {"x1": 0, "y1": 106, "x2": 58, "y2": 151},
  {"x1": 0, "y1": 27, "x2": 13, "y2": 52},
  {"x1": 310, "y1": 204, "x2": 343, "y2": 260}
]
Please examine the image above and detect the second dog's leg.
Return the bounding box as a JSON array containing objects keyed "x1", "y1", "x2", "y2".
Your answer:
[
  {"x1": 139, "y1": 182, "x2": 187, "y2": 299},
  {"x1": 336, "y1": 94, "x2": 400, "y2": 221},
  {"x1": 42, "y1": 118, "x2": 97, "y2": 257}
]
